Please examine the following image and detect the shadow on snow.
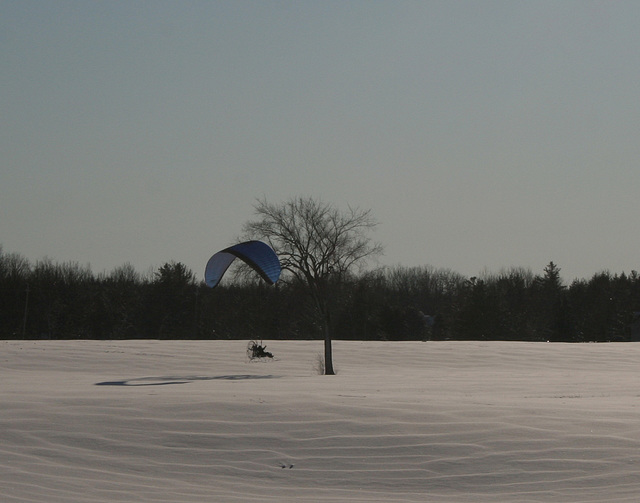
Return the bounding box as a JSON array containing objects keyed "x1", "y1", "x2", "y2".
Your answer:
[{"x1": 95, "y1": 375, "x2": 280, "y2": 386}]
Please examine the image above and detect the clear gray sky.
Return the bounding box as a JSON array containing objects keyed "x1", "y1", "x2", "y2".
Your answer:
[{"x1": 2, "y1": 1, "x2": 639, "y2": 283}]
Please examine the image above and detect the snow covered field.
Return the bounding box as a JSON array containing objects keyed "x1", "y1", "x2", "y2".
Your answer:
[{"x1": 2, "y1": 339, "x2": 640, "y2": 502}]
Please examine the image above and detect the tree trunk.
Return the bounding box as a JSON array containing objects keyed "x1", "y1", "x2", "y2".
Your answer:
[
  {"x1": 320, "y1": 300, "x2": 335, "y2": 375},
  {"x1": 324, "y1": 320, "x2": 336, "y2": 376},
  {"x1": 323, "y1": 336, "x2": 335, "y2": 375}
]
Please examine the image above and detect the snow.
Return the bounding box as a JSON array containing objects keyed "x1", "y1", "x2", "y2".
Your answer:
[{"x1": 2, "y1": 339, "x2": 640, "y2": 502}]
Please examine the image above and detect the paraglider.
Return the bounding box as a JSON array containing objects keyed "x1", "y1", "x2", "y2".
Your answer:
[{"x1": 204, "y1": 240, "x2": 281, "y2": 288}]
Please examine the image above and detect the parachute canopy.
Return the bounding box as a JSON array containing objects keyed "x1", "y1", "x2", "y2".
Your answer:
[{"x1": 204, "y1": 240, "x2": 281, "y2": 288}]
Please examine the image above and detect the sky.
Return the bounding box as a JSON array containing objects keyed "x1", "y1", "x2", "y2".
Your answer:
[{"x1": 2, "y1": 1, "x2": 639, "y2": 283}]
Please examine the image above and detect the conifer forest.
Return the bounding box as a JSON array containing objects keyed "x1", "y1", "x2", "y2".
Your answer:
[{"x1": 1, "y1": 249, "x2": 639, "y2": 342}]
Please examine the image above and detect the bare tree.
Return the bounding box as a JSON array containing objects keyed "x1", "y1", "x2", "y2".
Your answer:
[{"x1": 243, "y1": 196, "x2": 383, "y2": 374}]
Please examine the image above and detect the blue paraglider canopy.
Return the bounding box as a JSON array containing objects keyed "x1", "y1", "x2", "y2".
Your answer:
[{"x1": 204, "y1": 240, "x2": 281, "y2": 288}]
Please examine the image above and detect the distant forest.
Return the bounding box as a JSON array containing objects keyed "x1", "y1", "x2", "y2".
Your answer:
[{"x1": 2, "y1": 249, "x2": 640, "y2": 342}]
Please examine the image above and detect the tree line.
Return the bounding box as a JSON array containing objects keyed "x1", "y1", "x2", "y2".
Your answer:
[{"x1": 2, "y1": 249, "x2": 639, "y2": 342}]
